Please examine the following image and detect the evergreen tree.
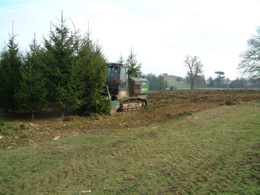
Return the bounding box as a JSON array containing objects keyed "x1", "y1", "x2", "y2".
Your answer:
[
  {"x1": 158, "y1": 75, "x2": 165, "y2": 90},
  {"x1": 42, "y1": 16, "x2": 80, "y2": 117},
  {"x1": 77, "y1": 35, "x2": 110, "y2": 115},
  {"x1": 15, "y1": 37, "x2": 47, "y2": 121},
  {"x1": 145, "y1": 74, "x2": 165, "y2": 90},
  {"x1": 214, "y1": 71, "x2": 225, "y2": 88},
  {"x1": 0, "y1": 35, "x2": 23, "y2": 113},
  {"x1": 195, "y1": 75, "x2": 206, "y2": 88},
  {"x1": 229, "y1": 78, "x2": 246, "y2": 88},
  {"x1": 125, "y1": 49, "x2": 142, "y2": 76},
  {"x1": 116, "y1": 54, "x2": 124, "y2": 64},
  {"x1": 207, "y1": 77, "x2": 215, "y2": 88}
]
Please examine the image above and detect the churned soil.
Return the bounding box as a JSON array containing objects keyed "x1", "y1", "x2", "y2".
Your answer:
[{"x1": 1, "y1": 89, "x2": 260, "y2": 149}]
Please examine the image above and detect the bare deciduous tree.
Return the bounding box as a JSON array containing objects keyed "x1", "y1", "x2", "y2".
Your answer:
[
  {"x1": 239, "y1": 27, "x2": 260, "y2": 79},
  {"x1": 184, "y1": 55, "x2": 203, "y2": 90}
]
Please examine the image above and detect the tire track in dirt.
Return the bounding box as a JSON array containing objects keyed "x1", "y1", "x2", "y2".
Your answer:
[{"x1": 1, "y1": 89, "x2": 260, "y2": 150}]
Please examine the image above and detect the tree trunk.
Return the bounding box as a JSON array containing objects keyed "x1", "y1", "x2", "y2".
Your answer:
[
  {"x1": 31, "y1": 112, "x2": 35, "y2": 121},
  {"x1": 61, "y1": 109, "x2": 65, "y2": 118},
  {"x1": 190, "y1": 79, "x2": 195, "y2": 90}
]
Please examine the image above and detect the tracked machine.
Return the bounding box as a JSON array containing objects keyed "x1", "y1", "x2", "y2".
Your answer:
[{"x1": 102, "y1": 63, "x2": 149, "y2": 114}]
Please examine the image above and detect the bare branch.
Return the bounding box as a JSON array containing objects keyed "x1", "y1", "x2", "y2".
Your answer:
[
  {"x1": 184, "y1": 55, "x2": 203, "y2": 89},
  {"x1": 239, "y1": 26, "x2": 260, "y2": 79}
]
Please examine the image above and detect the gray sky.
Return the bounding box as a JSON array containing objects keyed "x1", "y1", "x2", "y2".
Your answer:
[{"x1": 1, "y1": 0, "x2": 260, "y2": 80}]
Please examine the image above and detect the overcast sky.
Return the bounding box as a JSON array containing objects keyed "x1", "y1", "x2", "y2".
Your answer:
[{"x1": 1, "y1": 0, "x2": 260, "y2": 80}]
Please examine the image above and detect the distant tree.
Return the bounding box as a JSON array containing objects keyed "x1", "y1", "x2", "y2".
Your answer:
[
  {"x1": 158, "y1": 75, "x2": 165, "y2": 90},
  {"x1": 164, "y1": 80, "x2": 168, "y2": 88},
  {"x1": 176, "y1": 77, "x2": 183, "y2": 82},
  {"x1": 229, "y1": 79, "x2": 238, "y2": 88},
  {"x1": 225, "y1": 78, "x2": 231, "y2": 84},
  {"x1": 195, "y1": 75, "x2": 206, "y2": 88},
  {"x1": 42, "y1": 16, "x2": 81, "y2": 117},
  {"x1": 207, "y1": 77, "x2": 215, "y2": 88},
  {"x1": 239, "y1": 27, "x2": 260, "y2": 79},
  {"x1": 228, "y1": 77, "x2": 260, "y2": 88},
  {"x1": 15, "y1": 37, "x2": 48, "y2": 121},
  {"x1": 184, "y1": 55, "x2": 203, "y2": 90},
  {"x1": 229, "y1": 78, "x2": 247, "y2": 88},
  {"x1": 215, "y1": 71, "x2": 225, "y2": 77},
  {"x1": 186, "y1": 75, "x2": 206, "y2": 88},
  {"x1": 248, "y1": 78, "x2": 260, "y2": 88},
  {"x1": 215, "y1": 71, "x2": 225, "y2": 88},
  {"x1": 0, "y1": 35, "x2": 23, "y2": 113},
  {"x1": 145, "y1": 74, "x2": 165, "y2": 90},
  {"x1": 146, "y1": 74, "x2": 156, "y2": 90},
  {"x1": 125, "y1": 48, "x2": 142, "y2": 76}
]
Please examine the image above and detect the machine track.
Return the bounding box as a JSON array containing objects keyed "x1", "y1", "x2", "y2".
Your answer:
[{"x1": 119, "y1": 98, "x2": 147, "y2": 112}]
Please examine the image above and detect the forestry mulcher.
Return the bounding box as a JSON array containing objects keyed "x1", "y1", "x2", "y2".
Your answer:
[{"x1": 101, "y1": 63, "x2": 149, "y2": 114}]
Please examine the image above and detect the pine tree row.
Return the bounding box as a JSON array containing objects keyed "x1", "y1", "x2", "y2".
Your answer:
[{"x1": 0, "y1": 17, "x2": 110, "y2": 120}]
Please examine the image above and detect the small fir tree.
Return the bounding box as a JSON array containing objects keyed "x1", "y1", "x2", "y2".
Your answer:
[
  {"x1": 15, "y1": 37, "x2": 48, "y2": 121},
  {"x1": 77, "y1": 35, "x2": 110, "y2": 115},
  {"x1": 42, "y1": 15, "x2": 80, "y2": 117},
  {"x1": 145, "y1": 74, "x2": 166, "y2": 90},
  {"x1": 125, "y1": 49, "x2": 142, "y2": 76},
  {"x1": 158, "y1": 75, "x2": 165, "y2": 90},
  {"x1": 0, "y1": 35, "x2": 23, "y2": 113}
]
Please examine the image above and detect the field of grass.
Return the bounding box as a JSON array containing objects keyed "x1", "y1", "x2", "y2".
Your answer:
[{"x1": 0, "y1": 100, "x2": 260, "y2": 194}]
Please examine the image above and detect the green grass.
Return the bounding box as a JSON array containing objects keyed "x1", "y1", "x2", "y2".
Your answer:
[
  {"x1": 0, "y1": 102, "x2": 260, "y2": 194},
  {"x1": 167, "y1": 81, "x2": 190, "y2": 89}
]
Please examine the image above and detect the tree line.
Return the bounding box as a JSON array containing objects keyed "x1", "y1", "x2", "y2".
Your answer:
[
  {"x1": 184, "y1": 69, "x2": 260, "y2": 89},
  {"x1": 145, "y1": 74, "x2": 165, "y2": 90},
  {"x1": 0, "y1": 16, "x2": 110, "y2": 120},
  {"x1": 184, "y1": 26, "x2": 260, "y2": 89}
]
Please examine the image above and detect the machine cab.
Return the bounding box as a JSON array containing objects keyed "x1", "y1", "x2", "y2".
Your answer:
[{"x1": 106, "y1": 63, "x2": 128, "y2": 96}]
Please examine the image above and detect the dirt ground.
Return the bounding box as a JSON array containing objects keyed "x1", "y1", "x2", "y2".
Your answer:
[{"x1": 1, "y1": 89, "x2": 260, "y2": 149}]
